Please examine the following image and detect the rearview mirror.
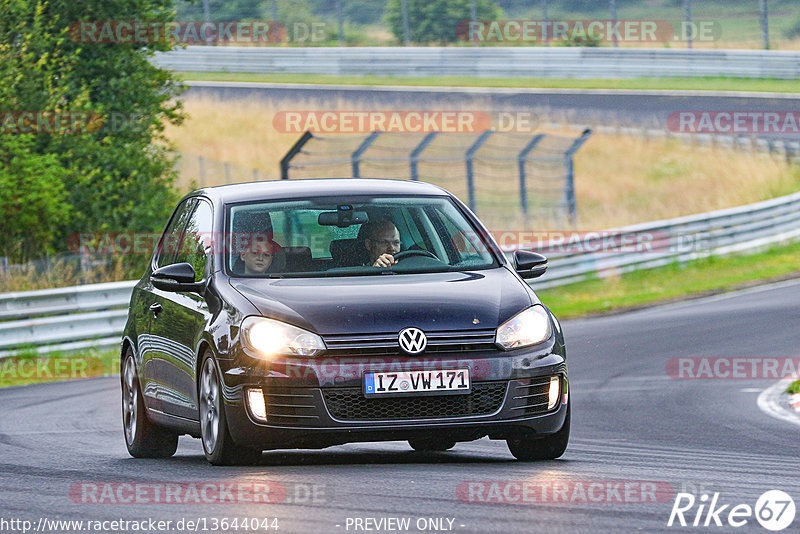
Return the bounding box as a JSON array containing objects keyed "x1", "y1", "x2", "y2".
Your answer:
[
  {"x1": 514, "y1": 250, "x2": 548, "y2": 279},
  {"x1": 151, "y1": 263, "x2": 204, "y2": 293},
  {"x1": 318, "y1": 210, "x2": 369, "y2": 227}
]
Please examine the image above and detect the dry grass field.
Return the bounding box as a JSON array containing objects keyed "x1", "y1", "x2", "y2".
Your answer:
[{"x1": 165, "y1": 95, "x2": 800, "y2": 231}]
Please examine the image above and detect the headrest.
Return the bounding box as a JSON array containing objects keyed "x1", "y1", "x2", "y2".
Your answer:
[{"x1": 232, "y1": 211, "x2": 273, "y2": 239}]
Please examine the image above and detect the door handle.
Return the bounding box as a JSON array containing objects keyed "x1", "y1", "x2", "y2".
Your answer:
[{"x1": 149, "y1": 303, "x2": 163, "y2": 317}]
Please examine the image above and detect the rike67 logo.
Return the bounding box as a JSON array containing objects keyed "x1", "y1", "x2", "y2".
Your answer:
[{"x1": 668, "y1": 490, "x2": 795, "y2": 531}]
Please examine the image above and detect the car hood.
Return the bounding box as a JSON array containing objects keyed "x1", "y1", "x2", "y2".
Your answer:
[{"x1": 230, "y1": 268, "x2": 534, "y2": 335}]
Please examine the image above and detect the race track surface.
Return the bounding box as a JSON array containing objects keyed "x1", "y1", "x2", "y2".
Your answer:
[{"x1": 1, "y1": 280, "x2": 799, "y2": 533}]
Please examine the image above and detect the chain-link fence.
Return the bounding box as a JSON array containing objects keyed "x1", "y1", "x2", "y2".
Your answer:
[{"x1": 280, "y1": 129, "x2": 592, "y2": 228}]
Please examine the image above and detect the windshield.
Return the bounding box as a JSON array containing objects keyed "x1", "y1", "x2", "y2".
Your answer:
[{"x1": 225, "y1": 195, "x2": 499, "y2": 278}]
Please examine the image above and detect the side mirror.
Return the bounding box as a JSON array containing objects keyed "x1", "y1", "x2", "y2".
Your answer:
[
  {"x1": 514, "y1": 250, "x2": 548, "y2": 279},
  {"x1": 151, "y1": 262, "x2": 204, "y2": 293}
]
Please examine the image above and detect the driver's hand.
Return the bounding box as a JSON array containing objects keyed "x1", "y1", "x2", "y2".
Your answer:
[{"x1": 373, "y1": 253, "x2": 397, "y2": 268}]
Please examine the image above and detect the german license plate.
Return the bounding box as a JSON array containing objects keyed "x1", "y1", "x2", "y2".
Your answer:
[{"x1": 364, "y1": 369, "x2": 471, "y2": 397}]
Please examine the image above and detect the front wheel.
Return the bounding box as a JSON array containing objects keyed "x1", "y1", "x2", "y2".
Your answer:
[
  {"x1": 506, "y1": 405, "x2": 570, "y2": 461},
  {"x1": 121, "y1": 351, "x2": 178, "y2": 458},
  {"x1": 199, "y1": 352, "x2": 262, "y2": 466}
]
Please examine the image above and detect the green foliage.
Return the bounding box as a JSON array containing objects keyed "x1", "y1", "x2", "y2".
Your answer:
[
  {"x1": 0, "y1": 135, "x2": 71, "y2": 262},
  {"x1": 0, "y1": 0, "x2": 185, "y2": 272},
  {"x1": 788, "y1": 380, "x2": 800, "y2": 395},
  {"x1": 385, "y1": 0, "x2": 502, "y2": 45}
]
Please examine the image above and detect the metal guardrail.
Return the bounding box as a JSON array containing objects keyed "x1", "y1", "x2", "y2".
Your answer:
[
  {"x1": 152, "y1": 46, "x2": 800, "y2": 79},
  {"x1": 522, "y1": 191, "x2": 800, "y2": 289},
  {"x1": 0, "y1": 281, "x2": 135, "y2": 356},
  {"x1": 1, "y1": 190, "x2": 799, "y2": 356}
]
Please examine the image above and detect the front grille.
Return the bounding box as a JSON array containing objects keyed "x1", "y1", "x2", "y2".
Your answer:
[
  {"x1": 322, "y1": 329, "x2": 497, "y2": 357},
  {"x1": 322, "y1": 381, "x2": 508, "y2": 421},
  {"x1": 509, "y1": 377, "x2": 556, "y2": 416}
]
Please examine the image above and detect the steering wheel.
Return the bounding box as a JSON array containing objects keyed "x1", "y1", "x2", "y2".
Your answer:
[{"x1": 392, "y1": 249, "x2": 438, "y2": 261}]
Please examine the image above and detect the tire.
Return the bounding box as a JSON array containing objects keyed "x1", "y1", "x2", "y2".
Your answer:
[
  {"x1": 121, "y1": 351, "x2": 178, "y2": 458},
  {"x1": 408, "y1": 438, "x2": 456, "y2": 452},
  {"x1": 506, "y1": 404, "x2": 570, "y2": 461},
  {"x1": 199, "y1": 351, "x2": 262, "y2": 466}
]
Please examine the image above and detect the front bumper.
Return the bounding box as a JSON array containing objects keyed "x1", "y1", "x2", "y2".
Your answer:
[{"x1": 218, "y1": 340, "x2": 568, "y2": 449}]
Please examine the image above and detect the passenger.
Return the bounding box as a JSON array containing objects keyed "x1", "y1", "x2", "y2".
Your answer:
[
  {"x1": 239, "y1": 239, "x2": 282, "y2": 275},
  {"x1": 361, "y1": 219, "x2": 401, "y2": 268},
  {"x1": 231, "y1": 211, "x2": 286, "y2": 275}
]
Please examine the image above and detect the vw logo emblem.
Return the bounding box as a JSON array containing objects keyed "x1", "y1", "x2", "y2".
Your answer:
[{"x1": 398, "y1": 327, "x2": 427, "y2": 354}]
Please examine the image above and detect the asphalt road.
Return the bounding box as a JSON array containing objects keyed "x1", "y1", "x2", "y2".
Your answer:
[
  {"x1": 1, "y1": 279, "x2": 799, "y2": 533},
  {"x1": 186, "y1": 81, "x2": 800, "y2": 140}
]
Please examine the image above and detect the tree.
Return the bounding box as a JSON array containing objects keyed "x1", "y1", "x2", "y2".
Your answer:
[
  {"x1": 385, "y1": 0, "x2": 502, "y2": 45},
  {"x1": 0, "y1": 0, "x2": 185, "y2": 268},
  {"x1": 0, "y1": 136, "x2": 71, "y2": 263}
]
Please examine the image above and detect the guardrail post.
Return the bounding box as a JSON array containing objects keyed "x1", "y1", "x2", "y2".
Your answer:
[
  {"x1": 352, "y1": 131, "x2": 381, "y2": 178},
  {"x1": 410, "y1": 132, "x2": 438, "y2": 181},
  {"x1": 280, "y1": 131, "x2": 314, "y2": 180},
  {"x1": 465, "y1": 131, "x2": 493, "y2": 212},
  {"x1": 517, "y1": 134, "x2": 546, "y2": 217},
  {"x1": 564, "y1": 129, "x2": 593, "y2": 225}
]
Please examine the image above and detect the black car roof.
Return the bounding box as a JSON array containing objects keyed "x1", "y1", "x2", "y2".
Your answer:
[{"x1": 192, "y1": 178, "x2": 450, "y2": 205}]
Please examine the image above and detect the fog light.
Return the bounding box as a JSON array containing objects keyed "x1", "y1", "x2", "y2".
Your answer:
[
  {"x1": 547, "y1": 376, "x2": 560, "y2": 410},
  {"x1": 247, "y1": 388, "x2": 267, "y2": 422}
]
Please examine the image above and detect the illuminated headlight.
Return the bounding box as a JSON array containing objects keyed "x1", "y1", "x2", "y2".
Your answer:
[
  {"x1": 241, "y1": 316, "x2": 326, "y2": 358},
  {"x1": 246, "y1": 388, "x2": 267, "y2": 422},
  {"x1": 494, "y1": 305, "x2": 552, "y2": 350}
]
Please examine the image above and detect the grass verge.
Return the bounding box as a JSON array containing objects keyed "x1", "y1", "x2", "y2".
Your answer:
[
  {"x1": 0, "y1": 347, "x2": 119, "y2": 389},
  {"x1": 536, "y1": 240, "x2": 800, "y2": 319},
  {"x1": 179, "y1": 72, "x2": 800, "y2": 94}
]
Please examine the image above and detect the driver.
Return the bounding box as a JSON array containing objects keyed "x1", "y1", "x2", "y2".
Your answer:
[{"x1": 362, "y1": 219, "x2": 401, "y2": 268}]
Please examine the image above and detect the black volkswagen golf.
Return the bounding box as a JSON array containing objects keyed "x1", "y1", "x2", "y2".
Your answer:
[{"x1": 121, "y1": 179, "x2": 569, "y2": 465}]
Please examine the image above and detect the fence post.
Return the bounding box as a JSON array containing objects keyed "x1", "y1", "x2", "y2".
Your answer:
[
  {"x1": 224, "y1": 162, "x2": 232, "y2": 184},
  {"x1": 410, "y1": 132, "x2": 438, "y2": 181},
  {"x1": 352, "y1": 131, "x2": 381, "y2": 178},
  {"x1": 564, "y1": 129, "x2": 593, "y2": 225},
  {"x1": 280, "y1": 131, "x2": 314, "y2": 179},
  {"x1": 465, "y1": 130, "x2": 493, "y2": 212},
  {"x1": 198, "y1": 156, "x2": 206, "y2": 186},
  {"x1": 517, "y1": 134, "x2": 546, "y2": 217}
]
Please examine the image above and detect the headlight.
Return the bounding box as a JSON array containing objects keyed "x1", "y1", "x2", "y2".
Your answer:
[
  {"x1": 494, "y1": 305, "x2": 552, "y2": 350},
  {"x1": 241, "y1": 316, "x2": 326, "y2": 358}
]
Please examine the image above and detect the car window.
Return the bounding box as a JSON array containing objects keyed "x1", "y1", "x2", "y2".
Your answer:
[
  {"x1": 226, "y1": 195, "x2": 499, "y2": 277},
  {"x1": 175, "y1": 199, "x2": 213, "y2": 282},
  {"x1": 155, "y1": 198, "x2": 196, "y2": 269}
]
